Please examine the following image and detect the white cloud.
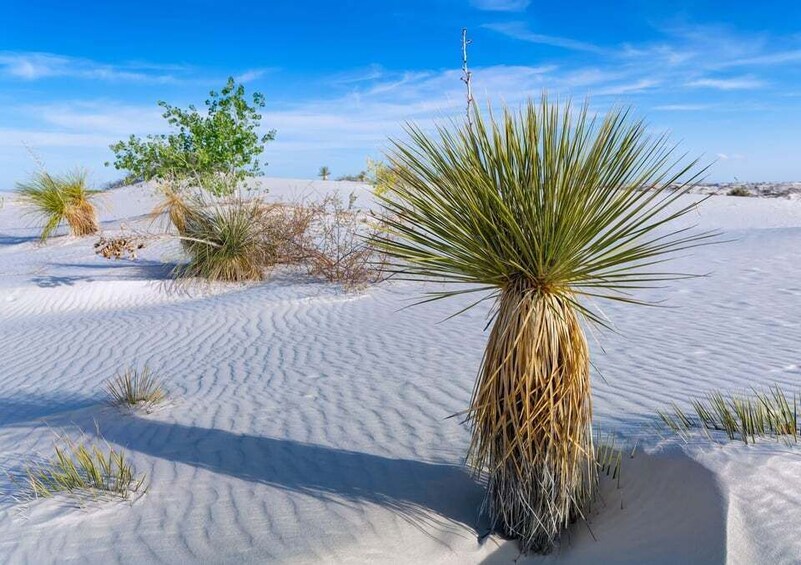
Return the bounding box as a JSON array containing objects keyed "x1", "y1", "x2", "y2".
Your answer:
[
  {"x1": 234, "y1": 68, "x2": 274, "y2": 83},
  {"x1": 30, "y1": 102, "x2": 164, "y2": 135},
  {"x1": 483, "y1": 22, "x2": 603, "y2": 53},
  {"x1": 653, "y1": 104, "x2": 710, "y2": 111},
  {"x1": 686, "y1": 76, "x2": 765, "y2": 90},
  {"x1": 0, "y1": 52, "x2": 183, "y2": 83},
  {"x1": 717, "y1": 49, "x2": 801, "y2": 68},
  {"x1": 0, "y1": 128, "x2": 113, "y2": 148},
  {"x1": 469, "y1": 0, "x2": 530, "y2": 12}
]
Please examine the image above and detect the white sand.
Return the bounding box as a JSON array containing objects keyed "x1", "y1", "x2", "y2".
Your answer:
[{"x1": 1, "y1": 180, "x2": 800, "y2": 563}]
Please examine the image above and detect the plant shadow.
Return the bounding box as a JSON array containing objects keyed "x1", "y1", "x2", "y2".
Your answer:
[
  {"x1": 0, "y1": 233, "x2": 39, "y2": 246},
  {"x1": 76, "y1": 413, "x2": 488, "y2": 536},
  {"x1": 46, "y1": 260, "x2": 177, "y2": 282}
]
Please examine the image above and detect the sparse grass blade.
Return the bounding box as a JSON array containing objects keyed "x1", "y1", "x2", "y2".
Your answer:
[{"x1": 659, "y1": 386, "x2": 800, "y2": 444}]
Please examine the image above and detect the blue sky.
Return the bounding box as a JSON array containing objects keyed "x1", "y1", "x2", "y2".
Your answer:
[{"x1": 1, "y1": 0, "x2": 801, "y2": 188}]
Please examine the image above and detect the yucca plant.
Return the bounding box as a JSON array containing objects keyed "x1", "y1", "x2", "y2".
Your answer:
[
  {"x1": 175, "y1": 196, "x2": 272, "y2": 282},
  {"x1": 16, "y1": 170, "x2": 99, "y2": 241},
  {"x1": 373, "y1": 99, "x2": 714, "y2": 553}
]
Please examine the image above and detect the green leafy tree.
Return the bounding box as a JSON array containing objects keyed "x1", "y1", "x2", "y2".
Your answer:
[
  {"x1": 318, "y1": 166, "x2": 331, "y2": 181},
  {"x1": 108, "y1": 77, "x2": 275, "y2": 195}
]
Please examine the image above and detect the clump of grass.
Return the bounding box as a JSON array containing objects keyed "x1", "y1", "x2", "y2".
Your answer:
[
  {"x1": 24, "y1": 434, "x2": 146, "y2": 500},
  {"x1": 658, "y1": 386, "x2": 799, "y2": 444},
  {"x1": 16, "y1": 169, "x2": 99, "y2": 241},
  {"x1": 105, "y1": 366, "x2": 166, "y2": 410},
  {"x1": 175, "y1": 196, "x2": 272, "y2": 282},
  {"x1": 728, "y1": 186, "x2": 751, "y2": 197}
]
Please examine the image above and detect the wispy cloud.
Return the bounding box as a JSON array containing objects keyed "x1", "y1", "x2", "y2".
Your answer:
[
  {"x1": 0, "y1": 51, "x2": 185, "y2": 83},
  {"x1": 469, "y1": 0, "x2": 530, "y2": 12},
  {"x1": 483, "y1": 22, "x2": 603, "y2": 53},
  {"x1": 686, "y1": 76, "x2": 765, "y2": 90},
  {"x1": 234, "y1": 68, "x2": 274, "y2": 83},
  {"x1": 653, "y1": 104, "x2": 710, "y2": 111},
  {"x1": 717, "y1": 49, "x2": 801, "y2": 68}
]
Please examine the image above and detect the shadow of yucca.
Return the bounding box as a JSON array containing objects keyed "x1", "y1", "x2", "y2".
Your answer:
[{"x1": 75, "y1": 413, "x2": 488, "y2": 535}]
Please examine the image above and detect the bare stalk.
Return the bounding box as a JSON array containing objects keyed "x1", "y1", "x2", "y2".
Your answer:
[{"x1": 461, "y1": 28, "x2": 474, "y2": 126}]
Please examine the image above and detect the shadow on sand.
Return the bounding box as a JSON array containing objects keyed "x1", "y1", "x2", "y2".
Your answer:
[
  {"x1": 0, "y1": 234, "x2": 40, "y2": 246},
  {"x1": 2, "y1": 398, "x2": 728, "y2": 563},
  {"x1": 75, "y1": 413, "x2": 489, "y2": 536}
]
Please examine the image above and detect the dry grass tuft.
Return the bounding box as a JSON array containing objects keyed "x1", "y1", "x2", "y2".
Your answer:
[
  {"x1": 16, "y1": 170, "x2": 99, "y2": 241},
  {"x1": 105, "y1": 366, "x2": 166, "y2": 410},
  {"x1": 151, "y1": 182, "x2": 194, "y2": 235}
]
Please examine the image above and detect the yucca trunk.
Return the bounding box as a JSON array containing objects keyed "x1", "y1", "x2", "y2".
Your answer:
[
  {"x1": 65, "y1": 200, "x2": 99, "y2": 236},
  {"x1": 468, "y1": 278, "x2": 595, "y2": 553}
]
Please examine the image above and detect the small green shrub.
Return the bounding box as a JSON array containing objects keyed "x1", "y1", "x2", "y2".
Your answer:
[
  {"x1": 24, "y1": 435, "x2": 146, "y2": 500},
  {"x1": 105, "y1": 366, "x2": 166, "y2": 409},
  {"x1": 336, "y1": 171, "x2": 368, "y2": 182},
  {"x1": 365, "y1": 158, "x2": 401, "y2": 197},
  {"x1": 728, "y1": 186, "x2": 751, "y2": 197},
  {"x1": 16, "y1": 170, "x2": 99, "y2": 241}
]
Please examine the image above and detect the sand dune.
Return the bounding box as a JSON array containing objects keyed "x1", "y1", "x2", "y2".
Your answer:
[{"x1": 1, "y1": 180, "x2": 801, "y2": 563}]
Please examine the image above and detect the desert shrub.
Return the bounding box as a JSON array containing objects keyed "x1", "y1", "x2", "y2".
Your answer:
[
  {"x1": 23, "y1": 434, "x2": 146, "y2": 500},
  {"x1": 175, "y1": 196, "x2": 273, "y2": 282},
  {"x1": 105, "y1": 366, "x2": 166, "y2": 409},
  {"x1": 366, "y1": 158, "x2": 401, "y2": 197},
  {"x1": 304, "y1": 192, "x2": 386, "y2": 286},
  {"x1": 728, "y1": 186, "x2": 751, "y2": 197},
  {"x1": 16, "y1": 170, "x2": 99, "y2": 241},
  {"x1": 94, "y1": 236, "x2": 145, "y2": 260},
  {"x1": 108, "y1": 78, "x2": 275, "y2": 195},
  {"x1": 372, "y1": 100, "x2": 713, "y2": 553},
  {"x1": 263, "y1": 202, "x2": 318, "y2": 265},
  {"x1": 658, "y1": 386, "x2": 798, "y2": 444},
  {"x1": 336, "y1": 171, "x2": 368, "y2": 182}
]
